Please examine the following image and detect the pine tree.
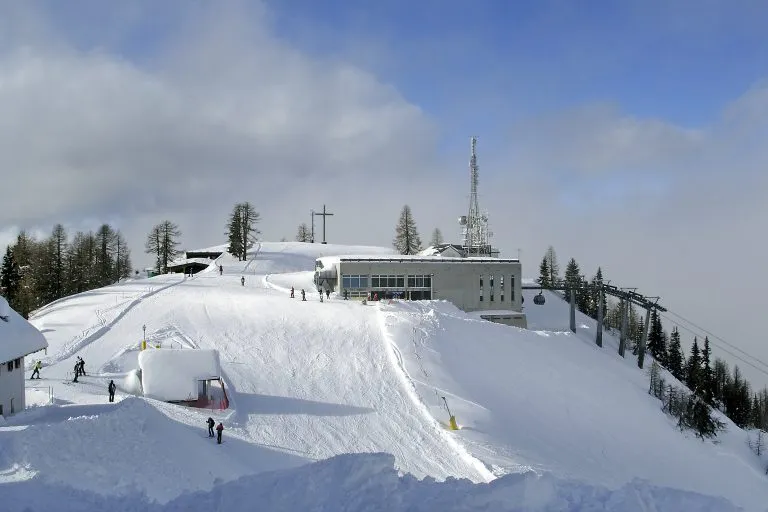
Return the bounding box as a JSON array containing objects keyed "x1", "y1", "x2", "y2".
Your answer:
[
  {"x1": 701, "y1": 337, "x2": 714, "y2": 405},
  {"x1": 430, "y1": 228, "x2": 444, "y2": 247},
  {"x1": 563, "y1": 258, "x2": 581, "y2": 303},
  {"x1": 712, "y1": 357, "x2": 730, "y2": 406},
  {"x1": 544, "y1": 246, "x2": 559, "y2": 286},
  {"x1": 114, "y1": 231, "x2": 132, "y2": 282},
  {"x1": 537, "y1": 257, "x2": 551, "y2": 288},
  {"x1": 588, "y1": 268, "x2": 607, "y2": 321},
  {"x1": 685, "y1": 337, "x2": 701, "y2": 394},
  {"x1": 227, "y1": 203, "x2": 260, "y2": 260},
  {"x1": 646, "y1": 309, "x2": 667, "y2": 365},
  {"x1": 49, "y1": 224, "x2": 68, "y2": 300},
  {"x1": 0, "y1": 246, "x2": 21, "y2": 304},
  {"x1": 296, "y1": 223, "x2": 311, "y2": 242},
  {"x1": 393, "y1": 205, "x2": 422, "y2": 255},
  {"x1": 95, "y1": 224, "x2": 116, "y2": 287}
]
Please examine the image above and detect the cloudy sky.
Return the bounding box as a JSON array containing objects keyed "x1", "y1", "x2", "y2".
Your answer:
[{"x1": 2, "y1": 1, "x2": 768, "y2": 386}]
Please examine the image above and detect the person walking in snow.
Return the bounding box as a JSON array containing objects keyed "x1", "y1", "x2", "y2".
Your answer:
[
  {"x1": 325, "y1": 288, "x2": 330, "y2": 299},
  {"x1": 219, "y1": 265, "x2": 223, "y2": 275},
  {"x1": 79, "y1": 357, "x2": 86, "y2": 376},
  {"x1": 207, "y1": 417, "x2": 215, "y2": 437},
  {"x1": 241, "y1": 276, "x2": 245, "y2": 286},
  {"x1": 30, "y1": 360, "x2": 42, "y2": 379},
  {"x1": 301, "y1": 289, "x2": 306, "y2": 301},
  {"x1": 216, "y1": 422, "x2": 224, "y2": 444},
  {"x1": 108, "y1": 380, "x2": 117, "y2": 402},
  {"x1": 343, "y1": 289, "x2": 348, "y2": 300},
  {"x1": 319, "y1": 290, "x2": 323, "y2": 302},
  {"x1": 290, "y1": 286, "x2": 294, "y2": 298},
  {"x1": 73, "y1": 361, "x2": 80, "y2": 383}
]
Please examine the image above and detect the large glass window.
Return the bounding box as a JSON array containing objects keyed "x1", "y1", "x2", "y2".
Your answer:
[
  {"x1": 370, "y1": 275, "x2": 404, "y2": 288},
  {"x1": 480, "y1": 275, "x2": 484, "y2": 302},
  {"x1": 342, "y1": 275, "x2": 368, "y2": 289},
  {"x1": 510, "y1": 275, "x2": 515, "y2": 300},
  {"x1": 500, "y1": 275, "x2": 505, "y2": 302},
  {"x1": 407, "y1": 275, "x2": 432, "y2": 288},
  {"x1": 490, "y1": 275, "x2": 495, "y2": 302}
]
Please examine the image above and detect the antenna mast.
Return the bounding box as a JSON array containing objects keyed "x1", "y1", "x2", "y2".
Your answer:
[{"x1": 461, "y1": 136, "x2": 492, "y2": 256}]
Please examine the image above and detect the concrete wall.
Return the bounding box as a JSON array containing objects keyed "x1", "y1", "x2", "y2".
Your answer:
[
  {"x1": 0, "y1": 355, "x2": 25, "y2": 417},
  {"x1": 335, "y1": 259, "x2": 522, "y2": 313}
]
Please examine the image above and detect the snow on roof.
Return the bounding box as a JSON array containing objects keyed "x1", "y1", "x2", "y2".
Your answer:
[
  {"x1": 317, "y1": 254, "x2": 519, "y2": 267},
  {"x1": 0, "y1": 296, "x2": 48, "y2": 363},
  {"x1": 138, "y1": 348, "x2": 221, "y2": 402},
  {"x1": 417, "y1": 244, "x2": 465, "y2": 257},
  {"x1": 167, "y1": 258, "x2": 216, "y2": 268}
]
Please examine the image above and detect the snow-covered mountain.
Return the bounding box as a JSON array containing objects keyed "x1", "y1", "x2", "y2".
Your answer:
[{"x1": 1, "y1": 241, "x2": 765, "y2": 511}]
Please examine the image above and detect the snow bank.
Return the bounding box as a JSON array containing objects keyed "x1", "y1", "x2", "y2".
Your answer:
[
  {"x1": 0, "y1": 397, "x2": 308, "y2": 504},
  {"x1": 0, "y1": 451, "x2": 739, "y2": 512},
  {"x1": 378, "y1": 299, "x2": 768, "y2": 512},
  {"x1": 139, "y1": 349, "x2": 221, "y2": 402}
]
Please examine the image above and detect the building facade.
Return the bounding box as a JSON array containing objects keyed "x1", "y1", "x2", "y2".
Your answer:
[
  {"x1": 314, "y1": 255, "x2": 526, "y2": 327},
  {"x1": 0, "y1": 297, "x2": 48, "y2": 418}
]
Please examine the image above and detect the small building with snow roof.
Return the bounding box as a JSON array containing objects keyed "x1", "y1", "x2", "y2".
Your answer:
[
  {"x1": 0, "y1": 297, "x2": 48, "y2": 417},
  {"x1": 138, "y1": 348, "x2": 228, "y2": 408},
  {"x1": 314, "y1": 253, "x2": 526, "y2": 328}
]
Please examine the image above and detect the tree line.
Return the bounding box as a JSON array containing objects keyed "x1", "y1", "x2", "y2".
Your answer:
[
  {"x1": 0, "y1": 225, "x2": 132, "y2": 318},
  {"x1": 536, "y1": 245, "x2": 767, "y2": 439}
]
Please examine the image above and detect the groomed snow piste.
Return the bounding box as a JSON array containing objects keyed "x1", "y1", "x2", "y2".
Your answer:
[{"x1": 1, "y1": 241, "x2": 765, "y2": 511}]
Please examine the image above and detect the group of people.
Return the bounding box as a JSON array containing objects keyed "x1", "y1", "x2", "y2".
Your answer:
[
  {"x1": 72, "y1": 356, "x2": 87, "y2": 382},
  {"x1": 290, "y1": 286, "x2": 333, "y2": 302},
  {"x1": 206, "y1": 417, "x2": 225, "y2": 444}
]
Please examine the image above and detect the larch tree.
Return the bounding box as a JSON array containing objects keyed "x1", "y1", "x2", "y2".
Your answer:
[
  {"x1": 296, "y1": 223, "x2": 311, "y2": 242},
  {"x1": 685, "y1": 337, "x2": 702, "y2": 394},
  {"x1": 159, "y1": 220, "x2": 182, "y2": 272},
  {"x1": 544, "y1": 246, "x2": 560, "y2": 286},
  {"x1": 114, "y1": 231, "x2": 132, "y2": 282},
  {"x1": 145, "y1": 224, "x2": 164, "y2": 273},
  {"x1": 95, "y1": 224, "x2": 116, "y2": 287},
  {"x1": 393, "y1": 205, "x2": 422, "y2": 255},
  {"x1": 227, "y1": 202, "x2": 260, "y2": 260},
  {"x1": 430, "y1": 228, "x2": 444, "y2": 247}
]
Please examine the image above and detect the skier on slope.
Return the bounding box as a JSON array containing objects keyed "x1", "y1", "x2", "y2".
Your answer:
[
  {"x1": 30, "y1": 360, "x2": 42, "y2": 379},
  {"x1": 216, "y1": 422, "x2": 224, "y2": 444},
  {"x1": 241, "y1": 276, "x2": 245, "y2": 286},
  {"x1": 301, "y1": 289, "x2": 306, "y2": 301},
  {"x1": 290, "y1": 286, "x2": 294, "y2": 298},
  {"x1": 219, "y1": 265, "x2": 223, "y2": 275}
]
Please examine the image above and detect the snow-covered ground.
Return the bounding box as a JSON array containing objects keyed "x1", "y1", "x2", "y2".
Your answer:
[{"x1": 1, "y1": 242, "x2": 764, "y2": 511}]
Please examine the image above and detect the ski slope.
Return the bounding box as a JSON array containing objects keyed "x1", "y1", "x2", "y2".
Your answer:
[{"x1": 1, "y1": 242, "x2": 764, "y2": 511}]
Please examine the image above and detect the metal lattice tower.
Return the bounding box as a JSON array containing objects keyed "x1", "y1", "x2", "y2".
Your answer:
[{"x1": 460, "y1": 136, "x2": 492, "y2": 256}]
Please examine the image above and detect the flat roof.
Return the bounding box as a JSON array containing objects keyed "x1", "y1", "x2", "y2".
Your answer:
[{"x1": 335, "y1": 256, "x2": 519, "y2": 264}]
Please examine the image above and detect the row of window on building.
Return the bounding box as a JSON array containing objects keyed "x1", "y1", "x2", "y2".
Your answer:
[
  {"x1": 479, "y1": 275, "x2": 515, "y2": 303},
  {"x1": 3, "y1": 358, "x2": 21, "y2": 372},
  {"x1": 341, "y1": 274, "x2": 433, "y2": 290}
]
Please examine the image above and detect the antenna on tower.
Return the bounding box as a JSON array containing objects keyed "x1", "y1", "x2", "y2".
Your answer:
[{"x1": 459, "y1": 136, "x2": 495, "y2": 257}]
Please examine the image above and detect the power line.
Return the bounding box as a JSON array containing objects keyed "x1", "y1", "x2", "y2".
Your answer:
[
  {"x1": 659, "y1": 312, "x2": 768, "y2": 380},
  {"x1": 666, "y1": 309, "x2": 768, "y2": 369}
]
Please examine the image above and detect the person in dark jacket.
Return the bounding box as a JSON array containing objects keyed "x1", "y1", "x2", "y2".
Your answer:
[
  {"x1": 301, "y1": 289, "x2": 306, "y2": 301},
  {"x1": 325, "y1": 289, "x2": 330, "y2": 299},
  {"x1": 216, "y1": 422, "x2": 224, "y2": 444},
  {"x1": 73, "y1": 361, "x2": 80, "y2": 382},
  {"x1": 290, "y1": 286, "x2": 295, "y2": 298},
  {"x1": 207, "y1": 417, "x2": 215, "y2": 438},
  {"x1": 219, "y1": 265, "x2": 223, "y2": 275},
  {"x1": 241, "y1": 276, "x2": 245, "y2": 286},
  {"x1": 108, "y1": 380, "x2": 117, "y2": 402}
]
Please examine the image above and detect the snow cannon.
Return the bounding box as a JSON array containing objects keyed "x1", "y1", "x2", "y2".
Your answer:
[{"x1": 442, "y1": 396, "x2": 459, "y2": 430}]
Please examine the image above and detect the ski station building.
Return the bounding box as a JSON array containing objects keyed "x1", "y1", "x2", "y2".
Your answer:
[
  {"x1": 0, "y1": 297, "x2": 48, "y2": 418},
  {"x1": 314, "y1": 250, "x2": 527, "y2": 328}
]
